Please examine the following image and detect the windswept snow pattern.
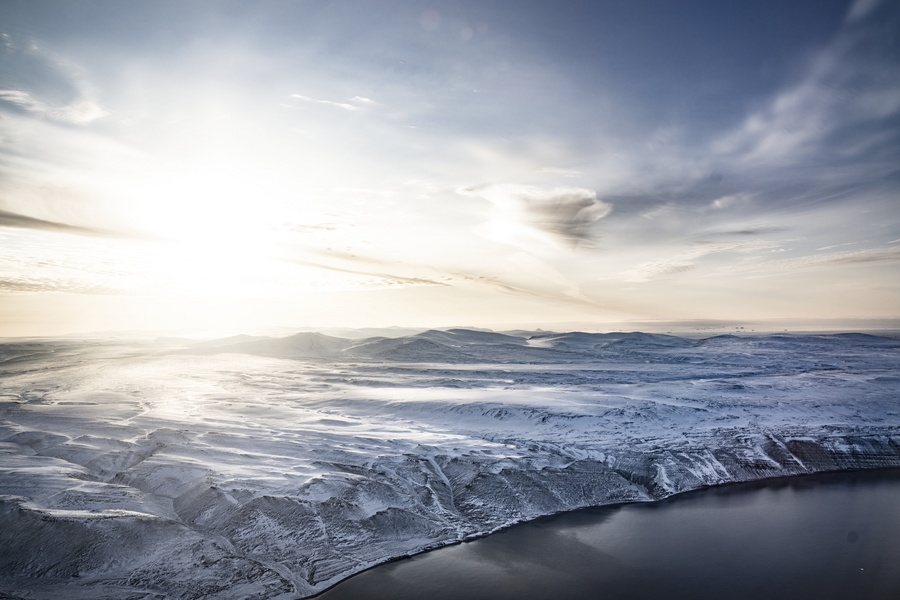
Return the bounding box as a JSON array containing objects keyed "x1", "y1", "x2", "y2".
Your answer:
[{"x1": 1, "y1": 330, "x2": 899, "y2": 598}]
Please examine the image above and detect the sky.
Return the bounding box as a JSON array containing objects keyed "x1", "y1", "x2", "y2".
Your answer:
[{"x1": 0, "y1": 0, "x2": 898, "y2": 336}]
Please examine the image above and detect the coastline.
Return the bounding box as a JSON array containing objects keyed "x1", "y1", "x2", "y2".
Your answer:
[
  {"x1": 311, "y1": 464, "x2": 900, "y2": 599},
  {"x1": 309, "y1": 463, "x2": 900, "y2": 599}
]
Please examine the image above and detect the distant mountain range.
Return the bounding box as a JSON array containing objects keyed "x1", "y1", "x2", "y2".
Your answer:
[{"x1": 177, "y1": 328, "x2": 899, "y2": 363}]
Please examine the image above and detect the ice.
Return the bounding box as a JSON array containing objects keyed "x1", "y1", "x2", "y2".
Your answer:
[{"x1": 0, "y1": 329, "x2": 898, "y2": 598}]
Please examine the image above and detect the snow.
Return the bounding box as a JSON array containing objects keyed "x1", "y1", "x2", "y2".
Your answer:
[{"x1": 0, "y1": 329, "x2": 899, "y2": 598}]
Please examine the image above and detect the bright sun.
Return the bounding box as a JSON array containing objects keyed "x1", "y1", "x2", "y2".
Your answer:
[{"x1": 129, "y1": 164, "x2": 292, "y2": 297}]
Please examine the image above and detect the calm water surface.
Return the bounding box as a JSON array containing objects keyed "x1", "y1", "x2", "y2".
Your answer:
[{"x1": 318, "y1": 469, "x2": 900, "y2": 600}]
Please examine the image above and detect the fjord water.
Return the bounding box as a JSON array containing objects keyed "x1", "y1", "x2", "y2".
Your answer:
[{"x1": 319, "y1": 469, "x2": 900, "y2": 600}]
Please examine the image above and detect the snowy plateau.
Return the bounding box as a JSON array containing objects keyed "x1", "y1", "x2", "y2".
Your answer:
[{"x1": 1, "y1": 328, "x2": 899, "y2": 599}]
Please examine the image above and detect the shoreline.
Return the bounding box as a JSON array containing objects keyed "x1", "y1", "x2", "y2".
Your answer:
[{"x1": 308, "y1": 464, "x2": 900, "y2": 599}]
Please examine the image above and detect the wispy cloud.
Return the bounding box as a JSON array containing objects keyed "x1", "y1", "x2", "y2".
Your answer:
[
  {"x1": 711, "y1": 227, "x2": 787, "y2": 237},
  {"x1": 707, "y1": 244, "x2": 900, "y2": 281},
  {"x1": 290, "y1": 93, "x2": 373, "y2": 112},
  {"x1": 825, "y1": 246, "x2": 900, "y2": 265},
  {"x1": 537, "y1": 167, "x2": 581, "y2": 178},
  {"x1": 0, "y1": 229, "x2": 146, "y2": 296},
  {"x1": 707, "y1": 194, "x2": 752, "y2": 211},
  {"x1": 846, "y1": 0, "x2": 884, "y2": 22},
  {"x1": 0, "y1": 89, "x2": 106, "y2": 125},
  {"x1": 711, "y1": 3, "x2": 900, "y2": 171},
  {"x1": 287, "y1": 254, "x2": 447, "y2": 290},
  {"x1": 462, "y1": 184, "x2": 612, "y2": 248},
  {"x1": 816, "y1": 241, "x2": 858, "y2": 251},
  {"x1": 283, "y1": 242, "x2": 617, "y2": 312},
  {"x1": 0, "y1": 209, "x2": 120, "y2": 237},
  {"x1": 0, "y1": 275, "x2": 120, "y2": 295},
  {"x1": 0, "y1": 34, "x2": 107, "y2": 125},
  {"x1": 622, "y1": 240, "x2": 782, "y2": 283}
]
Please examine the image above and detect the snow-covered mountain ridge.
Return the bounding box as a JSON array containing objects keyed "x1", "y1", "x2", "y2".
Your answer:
[{"x1": 1, "y1": 330, "x2": 899, "y2": 598}]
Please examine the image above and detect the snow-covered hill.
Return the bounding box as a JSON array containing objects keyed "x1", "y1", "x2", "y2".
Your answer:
[{"x1": 1, "y1": 330, "x2": 898, "y2": 598}]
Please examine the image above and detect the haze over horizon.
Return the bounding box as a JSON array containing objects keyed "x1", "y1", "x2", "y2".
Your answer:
[{"x1": 1, "y1": 0, "x2": 899, "y2": 336}]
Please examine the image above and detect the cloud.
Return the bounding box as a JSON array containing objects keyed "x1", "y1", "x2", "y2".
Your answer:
[
  {"x1": 537, "y1": 167, "x2": 581, "y2": 177},
  {"x1": 290, "y1": 93, "x2": 360, "y2": 111},
  {"x1": 625, "y1": 260, "x2": 696, "y2": 282},
  {"x1": 622, "y1": 240, "x2": 781, "y2": 283},
  {"x1": 287, "y1": 254, "x2": 446, "y2": 290},
  {"x1": 0, "y1": 209, "x2": 118, "y2": 237},
  {"x1": 294, "y1": 249, "x2": 534, "y2": 298},
  {"x1": 0, "y1": 90, "x2": 46, "y2": 114},
  {"x1": 709, "y1": 244, "x2": 900, "y2": 280},
  {"x1": 286, "y1": 244, "x2": 617, "y2": 311},
  {"x1": 711, "y1": 3, "x2": 900, "y2": 171},
  {"x1": 0, "y1": 276, "x2": 118, "y2": 295},
  {"x1": 715, "y1": 226, "x2": 786, "y2": 237},
  {"x1": 846, "y1": 0, "x2": 884, "y2": 22},
  {"x1": 816, "y1": 242, "x2": 857, "y2": 251},
  {"x1": 462, "y1": 184, "x2": 612, "y2": 247},
  {"x1": 442, "y1": 270, "x2": 606, "y2": 308},
  {"x1": 819, "y1": 246, "x2": 900, "y2": 265},
  {"x1": 524, "y1": 191, "x2": 611, "y2": 244},
  {"x1": 0, "y1": 87, "x2": 107, "y2": 125},
  {"x1": 0, "y1": 35, "x2": 107, "y2": 125},
  {"x1": 0, "y1": 278, "x2": 53, "y2": 293},
  {"x1": 707, "y1": 194, "x2": 751, "y2": 211},
  {"x1": 0, "y1": 89, "x2": 109, "y2": 125}
]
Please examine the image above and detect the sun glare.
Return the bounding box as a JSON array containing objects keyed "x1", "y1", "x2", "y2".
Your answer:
[
  {"x1": 127, "y1": 164, "x2": 294, "y2": 297},
  {"x1": 134, "y1": 166, "x2": 270, "y2": 240}
]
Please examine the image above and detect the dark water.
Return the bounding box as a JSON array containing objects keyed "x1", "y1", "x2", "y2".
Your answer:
[{"x1": 318, "y1": 469, "x2": 900, "y2": 600}]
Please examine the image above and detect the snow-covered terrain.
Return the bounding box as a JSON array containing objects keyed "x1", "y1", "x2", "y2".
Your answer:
[{"x1": 1, "y1": 329, "x2": 899, "y2": 598}]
